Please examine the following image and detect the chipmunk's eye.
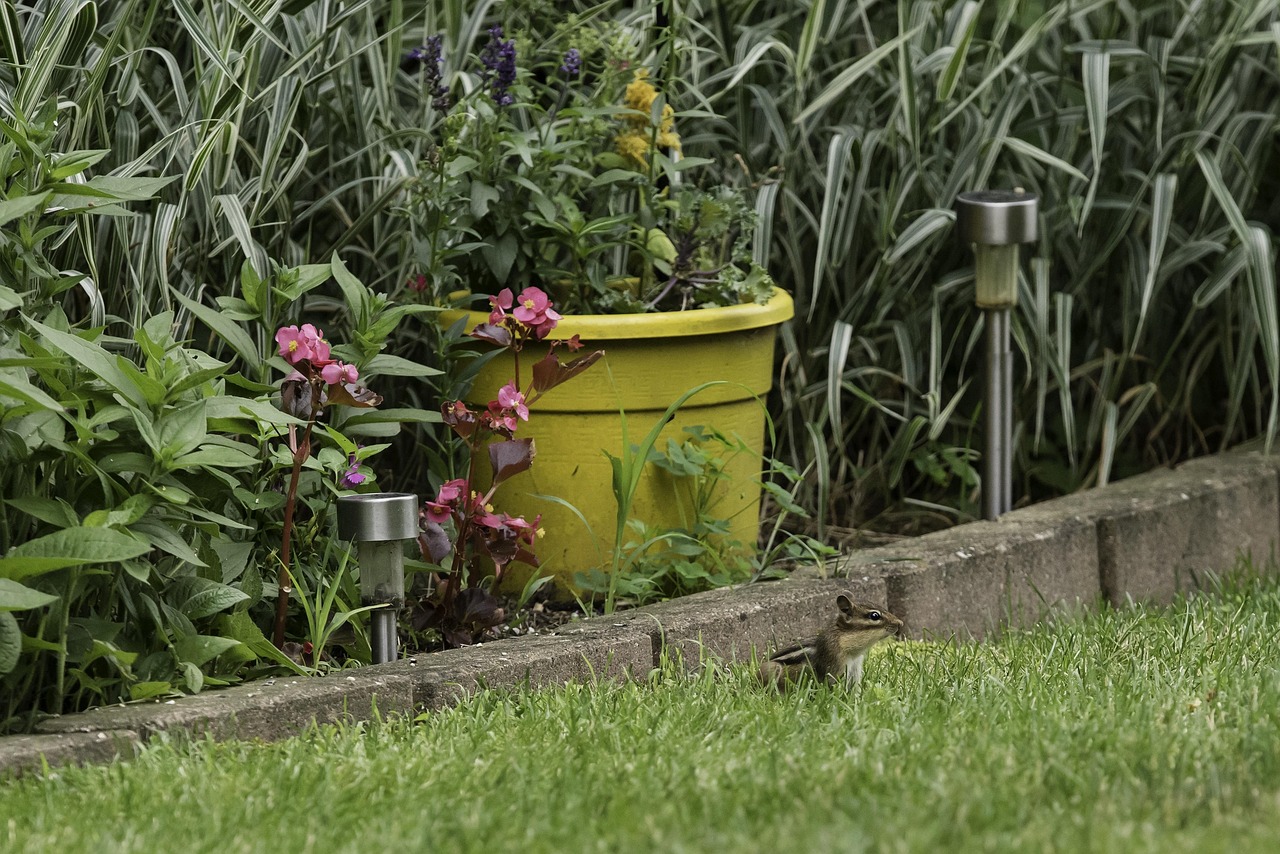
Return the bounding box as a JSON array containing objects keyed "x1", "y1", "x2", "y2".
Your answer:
[{"x1": 868, "y1": 611, "x2": 881, "y2": 621}]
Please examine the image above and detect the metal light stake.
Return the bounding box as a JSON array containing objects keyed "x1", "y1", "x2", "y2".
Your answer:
[
  {"x1": 337, "y1": 492, "x2": 418, "y2": 664},
  {"x1": 954, "y1": 190, "x2": 1038, "y2": 520}
]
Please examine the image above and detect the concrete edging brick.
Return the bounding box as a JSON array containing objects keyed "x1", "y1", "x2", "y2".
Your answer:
[
  {"x1": 831, "y1": 514, "x2": 1099, "y2": 640},
  {"x1": 552, "y1": 575, "x2": 887, "y2": 669},
  {"x1": 33, "y1": 672, "x2": 413, "y2": 744},
  {"x1": 0, "y1": 731, "x2": 139, "y2": 780}
]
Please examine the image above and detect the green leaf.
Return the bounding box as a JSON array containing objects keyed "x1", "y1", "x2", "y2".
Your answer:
[
  {"x1": 232, "y1": 487, "x2": 285, "y2": 512},
  {"x1": 0, "y1": 578, "x2": 59, "y2": 612},
  {"x1": 173, "y1": 634, "x2": 242, "y2": 667},
  {"x1": 239, "y1": 258, "x2": 266, "y2": 314},
  {"x1": 939, "y1": 1, "x2": 981, "y2": 101},
  {"x1": 49, "y1": 148, "x2": 109, "y2": 180},
  {"x1": 180, "y1": 579, "x2": 250, "y2": 620},
  {"x1": 342, "y1": 406, "x2": 438, "y2": 426},
  {"x1": 886, "y1": 209, "x2": 955, "y2": 264},
  {"x1": 0, "y1": 192, "x2": 49, "y2": 227},
  {"x1": 171, "y1": 290, "x2": 262, "y2": 372},
  {"x1": 26, "y1": 318, "x2": 147, "y2": 407},
  {"x1": 213, "y1": 610, "x2": 301, "y2": 670},
  {"x1": 0, "y1": 611, "x2": 20, "y2": 674},
  {"x1": 205, "y1": 394, "x2": 302, "y2": 429},
  {"x1": 0, "y1": 373, "x2": 63, "y2": 410},
  {"x1": 272, "y1": 263, "x2": 333, "y2": 303},
  {"x1": 157, "y1": 399, "x2": 208, "y2": 460},
  {"x1": 83, "y1": 494, "x2": 154, "y2": 528},
  {"x1": 0, "y1": 284, "x2": 21, "y2": 312},
  {"x1": 211, "y1": 539, "x2": 253, "y2": 584},
  {"x1": 999, "y1": 137, "x2": 1089, "y2": 184},
  {"x1": 470, "y1": 181, "x2": 500, "y2": 218},
  {"x1": 129, "y1": 681, "x2": 175, "y2": 701},
  {"x1": 182, "y1": 660, "x2": 204, "y2": 693},
  {"x1": 130, "y1": 519, "x2": 207, "y2": 568},
  {"x1": 0, "y1": 0, "x2": 24, "y2": 67},
  {"x1": 171, "y1": 445, "x2": 261, "y2": 469},
  {"x1": 364, "y1": 354, "x2": 442, "y2": 378},
  {"x1": 4, "y1": 496, "x2": 79, "y2": 528},
  {"x1": 329, "y1": 252, "x2": 369, "y2": 318},
  {"x1": 0, "y1": 527, "x2": 151, "y2": 581}
]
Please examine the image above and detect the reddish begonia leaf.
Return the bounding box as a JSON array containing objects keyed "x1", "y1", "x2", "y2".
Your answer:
[
  {"x1": 326, "y1": 382, "x2": 383, "y2": 408},
  {"x1": 529, "y1": 349, "x2": 604, "y2": 395},
  {"x1": 441, "y1": 401, "x2": 478, "y2": 438},
  {"x1": 470, "y1": 322, "x2": 512, "y2": 348},
  {"x1": 417, "y1": 520, "x2": 452, "y2": 564},
  {"x1": 489, "y1": 438, "x2": 535, "y2": 487}
]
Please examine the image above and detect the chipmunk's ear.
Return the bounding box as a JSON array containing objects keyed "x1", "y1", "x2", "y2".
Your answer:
[{"x1": 835, "y1": 593, "x2": 856, "y2": 617}]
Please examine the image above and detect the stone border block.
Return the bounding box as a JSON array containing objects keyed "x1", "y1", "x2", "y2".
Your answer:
[
  {"x1": 1004, "y1": 453, "x2": 1280, "y2": 605},
  {"x1": 833, "y1": 515, "x2": 1099, "y2": 640},
  {"x1": 0, "y1": 730, "x2": 139, "y2": 779},
  {"x1": 34, "y1": 673, "x2": 412, "y2": 743},
  {"x1": 378, "y1": 629, "x2": 653, "y2": 710},
  {"x1": 551, "y1": 575, "x2": 888, "y2": 669}
]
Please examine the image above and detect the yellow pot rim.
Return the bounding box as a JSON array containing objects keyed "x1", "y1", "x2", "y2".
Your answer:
[{"x1": 441, "y1": 287, "x2": 794, "y2": 341}]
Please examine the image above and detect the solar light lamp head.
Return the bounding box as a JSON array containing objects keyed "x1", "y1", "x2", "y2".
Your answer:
[
  {"x1": 954, "y1": 190, "x2": 1038, "y2": 309},
  {"x1": 337, "y1": 493, "x2": 418, "y2": 609}
]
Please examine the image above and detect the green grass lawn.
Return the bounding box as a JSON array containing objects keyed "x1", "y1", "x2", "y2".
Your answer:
[{"x1": 4, "y1": 573, "x2": 1280, "y2": 853}]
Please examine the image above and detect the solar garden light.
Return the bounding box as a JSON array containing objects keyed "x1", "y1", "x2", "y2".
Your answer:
[
  {"x1": 954, "y1": 189, "x2": 1038, "y2": 520},
  {"x1": 337, "y1": 493, "x2": 418, "y2": 664}
]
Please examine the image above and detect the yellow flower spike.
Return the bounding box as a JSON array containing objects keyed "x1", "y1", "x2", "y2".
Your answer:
[
  {"x1": 615, "y1": 132, "x2": 651, "y2": 166},
  {"x1": 615, "y1": 68, "x2": 679, "y2": 162},
  {"x1": 623, "y1": 68, "x2": 657, "y2": 115}
]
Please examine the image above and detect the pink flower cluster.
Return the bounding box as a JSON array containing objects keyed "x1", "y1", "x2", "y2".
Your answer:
[
  {"x1": 441, "y1": 384, "x2": 529, "y2": 439},
  {"x1": 488, "y1": 286, "x2": 561, "y2": 339},
  {"x1": 424, "y1": 477, "x2": 540, "y2": 546},
  {"x1": 276, "y1": 323, "x2": 329, "y2": 363},
  {"x1": 275, "y1": 324, "x2": 360, "y2": 386},
  {"x1": 489, "y1": 382, "x2": 529, "y2": 433}
]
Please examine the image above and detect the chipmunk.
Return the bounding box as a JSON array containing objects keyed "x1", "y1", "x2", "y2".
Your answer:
[{"x1": 759, "y1": 594, "x2": 903, "y2": 688}]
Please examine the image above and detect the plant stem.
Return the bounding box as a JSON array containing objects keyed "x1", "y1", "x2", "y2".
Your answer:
[{"x1": 273, "y1": 421, "x2": 313, "y2": 648}]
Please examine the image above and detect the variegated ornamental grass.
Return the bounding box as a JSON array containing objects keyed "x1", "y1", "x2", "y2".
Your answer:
[{"x1": 673, "y1": 0, "x2": 1280, "y2": 533}]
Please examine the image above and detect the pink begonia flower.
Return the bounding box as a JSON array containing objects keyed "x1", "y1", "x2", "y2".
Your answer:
[
  {"x1": 488, "y1": 288, "x2": 514, "y2": 324},
  {"x1": 505, "y1": 513, "x2": 541, "y2": 545},
  {"x1": 485, "y1": 405, "x2": 519, "y2": 434},
  {"x1": 512, "y1": 287, "x2": 548, "y2": 323},
  {"x1": 275, "y1": 324, "x2": 330, "y2": 365},
  {"x1": 497, "y1": 382, "x2": 529, "y2": 421},
  {"x1": 424, "y1": 501, "x2": 452, "y2": 525},
  {"x1": 320, "y1": 361, "x2": 359, "y2": 385},
  {"x1": 424, "y1": 478, "x2": 468, "y2": 524},
  {"x1": 437, "y1": 478, "x2": 467, "y2": 504},
  {"x1": 473, "y1": 508, "x2": 509, "y2": 531}
]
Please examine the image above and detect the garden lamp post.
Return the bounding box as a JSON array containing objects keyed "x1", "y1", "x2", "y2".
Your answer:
[
  {"x1": 337, "y1": 493, "x2": 418, "y2": 664},
  {"x1": 954, "y1": 190, "x2": 1038, "y2": 520}
]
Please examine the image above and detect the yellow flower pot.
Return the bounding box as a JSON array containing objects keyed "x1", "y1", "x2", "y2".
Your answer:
[{"x1": 441, "y1": 288, "x2": 794, "y2": 591}]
